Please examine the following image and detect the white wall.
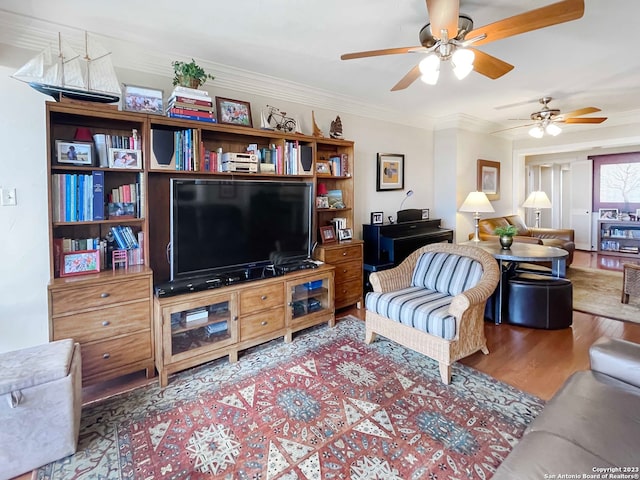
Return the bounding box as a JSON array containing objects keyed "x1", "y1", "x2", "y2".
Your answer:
[{"x1": 0, "y1": 66, "x2": 434, "y2": 353}]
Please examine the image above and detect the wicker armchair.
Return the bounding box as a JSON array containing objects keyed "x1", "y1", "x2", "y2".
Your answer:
[
  {"x1": 365, "y1": 243, "x2": 500, "y2": 384},
  {"x1": 622, "y1": 262, "x2": 640, "y2": 304}
]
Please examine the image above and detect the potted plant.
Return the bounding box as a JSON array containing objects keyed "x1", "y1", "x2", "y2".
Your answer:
[
  {"x1": 171, "y1": 59, "x2": 215, "y2": 89},
  {"x1": 494, "y1": 225, "x2": 518, "y2": 249}
]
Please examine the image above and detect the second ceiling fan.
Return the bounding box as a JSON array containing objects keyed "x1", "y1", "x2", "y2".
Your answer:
[{"x1": 341, "y1": 0, "x2": 585, "y2": 90}]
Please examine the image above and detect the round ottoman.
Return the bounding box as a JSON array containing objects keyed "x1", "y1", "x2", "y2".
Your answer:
[{"x1": 507, "y1": 273, "x2": 573, "y2": 329}]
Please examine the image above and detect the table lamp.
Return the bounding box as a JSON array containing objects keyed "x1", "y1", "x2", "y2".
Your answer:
[
  {"x1": 523, "y1": 191, "x2": 552, "y2": 228},
  {"x1": 459, "y1": 191, "x2": 495, "y2": 242}
]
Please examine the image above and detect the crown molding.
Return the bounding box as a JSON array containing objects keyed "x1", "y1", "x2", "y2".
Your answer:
[{"x1": 0, "y1": 9, "x2": 435, "y2": 130}]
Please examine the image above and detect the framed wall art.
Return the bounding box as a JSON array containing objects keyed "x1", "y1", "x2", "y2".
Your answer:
[
  {"x1": 56, "y1": 140, "x2": 93, "y2": 166},
  {"x1": 60, "y1": 249, "x2": 101, "y2": 277},
  {"x1": 376, "y1": 153, "x2": 404, "y2": 191},
  {"x1": 122, "y1": 84, "x2": 164, "y2": 114},
  {"x1": 477, "y1": 159, "x2": 500, "y2": 200},
  {"x1": 215, "y1": 97, "x2": 253, "y2": 127}
]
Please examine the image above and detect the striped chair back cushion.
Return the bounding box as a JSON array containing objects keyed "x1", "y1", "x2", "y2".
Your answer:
[{"x1": 411, "y1": 252, "x2": 483, "y2": 296}]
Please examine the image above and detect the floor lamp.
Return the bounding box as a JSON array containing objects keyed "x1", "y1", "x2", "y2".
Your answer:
[
  {"x1": 523, "y1": 191, "x2": 552, "y2": 228},
  {"x1": 459, "y1": 191, "x2": 495, "y2": 242}
]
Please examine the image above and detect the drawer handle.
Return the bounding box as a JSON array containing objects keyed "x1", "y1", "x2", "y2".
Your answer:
[
  {"x1": 102, "y1": 353, "x2": 110, "y2": 360},
  {"x1": 100, "y1": 293, "x2": 110, "y2": 298},
  {"x1": 261, "y1": 321, "x2": 268, "y2": 326},
  {"x1": 343, "y1": 269, "x2": 348, "y2": 273},
  {"x1": 102, "y1": 320, "x2": 110, "y2": 327},
  {"x1": 233, "y1": 315, "x2": 238, "y2": 321},
  {"x1": 261, "y1": 295, "x2": 267, "y2": 300},
  {"x1": 342, "y1": 252, "x2": 348, "y2": 256}
]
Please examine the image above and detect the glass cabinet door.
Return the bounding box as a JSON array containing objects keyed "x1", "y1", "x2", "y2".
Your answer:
[
  {"x1": 287, "y1": 274, "x2": 332, "y2": 323},
  {"x1": 165, "y1": 295, "x2": 238, "y2": 362}
]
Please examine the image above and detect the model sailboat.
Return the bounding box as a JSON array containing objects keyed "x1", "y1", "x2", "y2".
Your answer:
[{"x1": 12, "y1": 32, "x2": 121, "y2": 103}]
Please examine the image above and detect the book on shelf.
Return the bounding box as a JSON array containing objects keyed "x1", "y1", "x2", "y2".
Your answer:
[
  {"x1": 171, "y1": 85, "x2": 210, "y2": 100},
  {"x1": 167, "y1": 111, "x2": 217, "y2": 123},
  {"x1": 92, "y1": 170, "x2": 104, "y2": 220},
  {"x1": 168, "y1": 96, "x2": 213, "y2": 107},
  {"x1": 167, "y1": 100, "x2": 214, "y2": 112},
  {"x1": 167, "y1": 107, "x2": 215, "y2": 119}
]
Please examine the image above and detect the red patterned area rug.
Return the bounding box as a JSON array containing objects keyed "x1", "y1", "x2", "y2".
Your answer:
[{"x1": 37, "y1": 316, "x2": 544, "y2": 479}]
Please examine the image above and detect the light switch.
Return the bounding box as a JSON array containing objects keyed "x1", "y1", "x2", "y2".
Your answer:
[{"x1": 0, "y1": 188, "x2": 17, "y2": 206}]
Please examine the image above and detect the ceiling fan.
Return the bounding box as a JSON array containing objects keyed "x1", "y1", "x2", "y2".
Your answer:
[
  {"x1": 340, "y1": 0, "x2": 585, "y2": 90},
  {"x1": 497, "y1": 97, "x2": 608, "y2": 137}
]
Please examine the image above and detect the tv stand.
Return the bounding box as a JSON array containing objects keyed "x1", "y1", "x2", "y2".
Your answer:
[{"x1": 153, "y1": 264, "x2": 335, "y2": 387}]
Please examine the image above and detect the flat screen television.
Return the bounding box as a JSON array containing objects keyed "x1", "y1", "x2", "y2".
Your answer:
[{"x1": 170, "y1": 179, "x2": 313, "y2": 281}]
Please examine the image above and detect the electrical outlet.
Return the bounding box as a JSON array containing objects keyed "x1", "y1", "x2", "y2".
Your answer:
[{"x1": 1, "y1": 188, "x2": 17, "y2": 206}]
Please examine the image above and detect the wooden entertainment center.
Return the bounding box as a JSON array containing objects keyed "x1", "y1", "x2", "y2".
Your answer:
[{"x1": 45, "y1": 101, "x2": 358, "y2": 386}]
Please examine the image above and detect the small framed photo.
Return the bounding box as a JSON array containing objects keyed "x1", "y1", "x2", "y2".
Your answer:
[
  {"x1": 421, "y1": 208, "x2": 430, "y2": 220},
  {"x1": 60, "y1": 249, "x2": 100, "y2": 277},
  {"x1": 376, "y1": 153, "x2": 404, "y2": 191},
  {"x1": 599, "y1": 208, "x2": 619, "y2": 219},
  {"x1": 109, "y1": 148, "x2": 142, "y2": 169},
  {"x1": 338, "y1": 228, "x2": 353, "y2": 241},
  {"x1": 316, "y1": 196, "x2": 329, "y2": 209},
  {"x1": 319, "y1": 226, "x2": 337, "y2": 244},
  {"x1": 122, "y1": 84, "x2": 164, "y2": 114},
  {"x1": 56, "y1": 140, "x2": 93, "y2": 165},
  {"x1": 215, "y1": 97, "x2": 253, "y2": 127},
  {"x1": 371, "y1": 211, "x2": 384, "y2": 225},
  {"x1": 316, "y1": 160, "x2": 332, "y2": 176}
]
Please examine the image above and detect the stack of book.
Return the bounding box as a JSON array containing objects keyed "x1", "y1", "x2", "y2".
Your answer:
[{"x1": 166, "y1": 86, "x2": 216, "y2": 123}]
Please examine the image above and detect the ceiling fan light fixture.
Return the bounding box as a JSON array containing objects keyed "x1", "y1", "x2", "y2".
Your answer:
[
  {"x1": 419, "y1": 54, "x2": 440, "y2": 85},
  {"x1": 528, "y1": 125, "x2": 544, "y2": 138},
  {"x1": 545, "y1": 122, "x2": 562, "y2": 136},
  {"x1": 452, "y1": 48, "x2": 475, "y2": 80}
]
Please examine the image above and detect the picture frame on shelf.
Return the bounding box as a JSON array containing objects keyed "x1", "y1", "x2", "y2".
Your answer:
[
  {"x1": 122, "y1": 84, "x2": 164, "y2": 115},
  {"x1": 477, "y1": 159, "x2": 500, "y2": 201},
  {"x1": 422, "y1": 208, "x2": 430, "y2": 220},
  {"x1": 215, "y1": 97, "x2": 253, "y2": 127},
  {"x1": 319, "y1": 226, "x2": 337, "y2": 244},
  {"x1": 56, "y1": 140, "x2": 93, "y2": 166},
  {"x1": 376, "y1": 153, "x2": 404, "y2": 191},
  {"x1": 599, "y1": 208, "x2": 619, "y2": 219},
  {"x1": 316, "y1": 160, "x2": 332, "y2": 176},
  {"x1": 338, "y1": 228, "x2": 353, "y2": 241},
  {"x1": 371, "y1": 211, "x2": 384, "y2": 225},
  {"x1": 109, "y1": 148, "x2": 142, "y2": 169},
  {"x1": 316, "y1": 196, "x2": 329, "y2": 209},
  {"x1": 60, "y1": 249, "x2": 100, "y2": 277}
]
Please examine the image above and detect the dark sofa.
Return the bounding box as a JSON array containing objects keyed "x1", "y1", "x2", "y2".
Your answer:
[{"x1": 474, "y1": 214, "x2": 575, "y2": 265}]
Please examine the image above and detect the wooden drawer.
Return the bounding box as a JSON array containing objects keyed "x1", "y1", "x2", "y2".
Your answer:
[
  {"x1": 81, "y1": 330, "x2": 151, "y2": 379},
  {"x1": 335, "y1": 279, "x2": 363, "y2": 305},
  {"x1": 52, "y1": 300, "x2": 150, "y2": 343},
  {"x1": 239, "y1": 283, "x2": 284, "y2": 315},
  {"x1": 334, "y1": 259, "x2": 362, "y2": 284},
  {"x1": 51, "y1": 277, "x2": 150, "y2": 316},
  {"x1": 240, "y1": 308, "x2": 285, "y2": 341},
  {"x1": 323, "y1": 244, "x2": 362, "y2": 264}
]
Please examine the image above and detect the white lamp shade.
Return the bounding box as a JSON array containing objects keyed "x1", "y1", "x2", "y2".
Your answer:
[
  {"x1": 528, "y1": 125, "x2": 544, "y2": 138},
  {"x1": 419, "y1": 55, "x2": 440, "y2": 85},
  {"x1": 545, "y1": 122, "x2": 562, "y2": 136},
  {"x1": 522, "y1": 191, "x2": 552, "y2": 209},
  {"x1": 459, "y1": 191, "x2": 495, "y2": 213},
  {"x1": 452, "y1": 49, "x2": 475, "y2": 80}
]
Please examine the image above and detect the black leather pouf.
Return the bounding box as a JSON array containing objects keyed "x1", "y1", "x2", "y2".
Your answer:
[{"x1": 507, "y1": 273, "x2": 573, "y2": 329}]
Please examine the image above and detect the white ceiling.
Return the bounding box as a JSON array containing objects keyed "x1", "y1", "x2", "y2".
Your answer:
[{"x1": 2, "y1": 0, "x2": 640, "y2": 136}]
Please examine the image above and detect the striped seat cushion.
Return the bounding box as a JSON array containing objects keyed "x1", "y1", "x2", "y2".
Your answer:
[
  {"x1": 365, "y1": 286, "x2": 456, "y2": 340},
  {"x1": 411, "y1": 252, "x2": 483, "y2": 296}
]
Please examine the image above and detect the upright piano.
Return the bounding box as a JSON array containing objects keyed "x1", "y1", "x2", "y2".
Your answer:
[{"x1": 363, "y1": 218, "x2": 454, "y2": 269}]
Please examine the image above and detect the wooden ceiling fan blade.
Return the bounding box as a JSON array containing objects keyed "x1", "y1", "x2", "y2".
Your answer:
[
  {"x1": 561, "y1": 106, "x2": 601, "y2": 118},
  {"x1": 391, "y1": 65, "x2": 421, "y2": 91},
  {"x1": 564, "y1": 117, "x2": 607, "y2": 124},
  {"x1": 341, "y1": 46, "x2": 422, "y2": 60},
  {"x1": 471, "y1": 49, "x2": 514, "y2": 79},
  {"x1": 468, "y1": 0, "x2": 584, "y2": 47},
  {"x1": 426, "y1": 0, "x2": 459, "y2": 39}
]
